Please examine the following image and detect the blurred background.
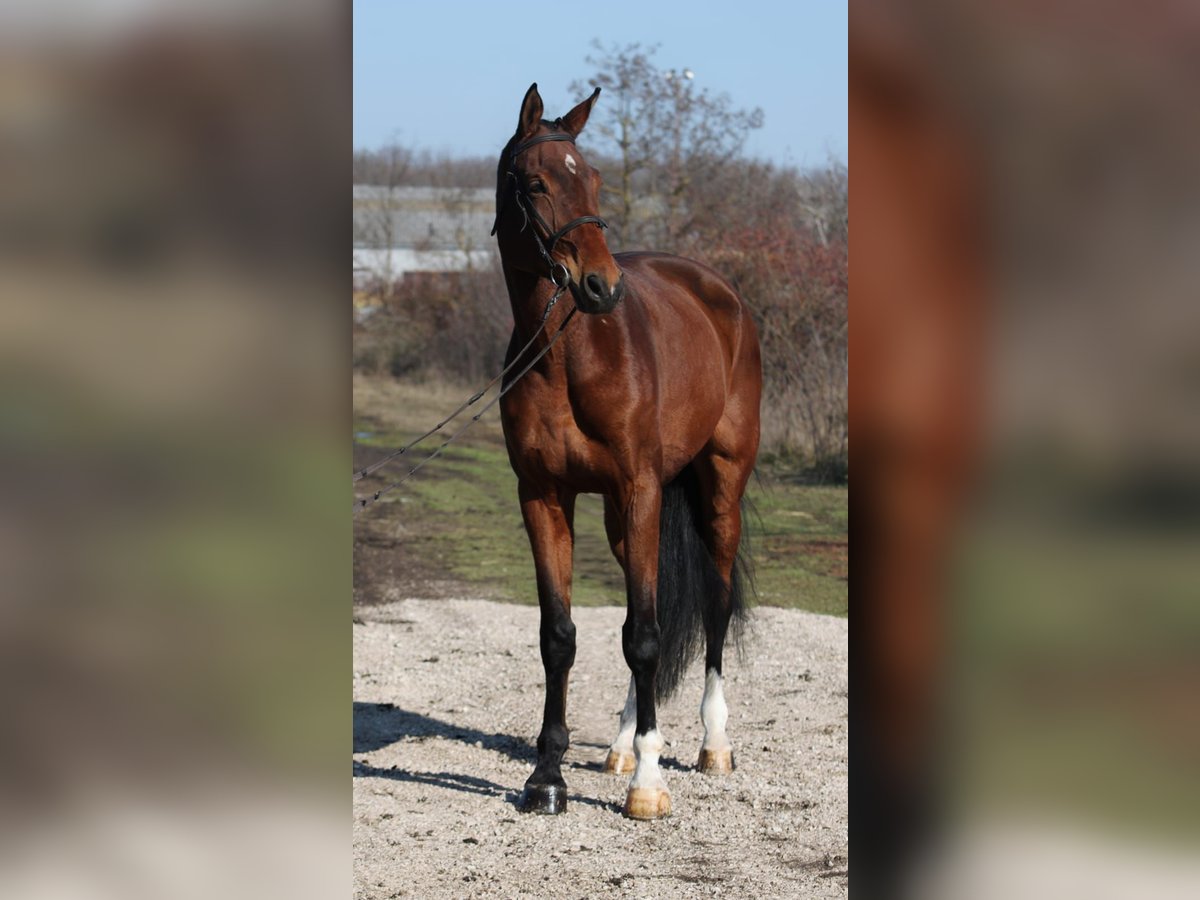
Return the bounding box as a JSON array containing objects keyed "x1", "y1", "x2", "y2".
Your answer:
[
  {"x1": 0, "y1": 2, "x2": 348, "y2": 898},
  {"x1": 3, "y1": 0, "x2": 1198, "y2": 897},
  {"x1": 851, "y1": 0, "x2": 1200, "y2": 897}
]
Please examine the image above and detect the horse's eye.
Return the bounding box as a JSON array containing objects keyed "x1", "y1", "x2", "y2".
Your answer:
[{"x1": 528, "y1": 179, "x2": 548, "y2": 194}]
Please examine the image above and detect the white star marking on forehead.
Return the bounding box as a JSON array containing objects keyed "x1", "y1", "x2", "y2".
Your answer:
[{"x1": 565, "y1": 153, "x2": 577, "y2": 175}]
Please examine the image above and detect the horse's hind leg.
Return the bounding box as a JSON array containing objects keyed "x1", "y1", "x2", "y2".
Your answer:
[
  {"x1": 600, "y1": 497, "x2": 639, "y2": 775},
  {"x1": 693, "y1": 445, "x2": 755, "y2": 775},
  {"x1": 603, "y1": 675, "x2": 638, "y2": 775},
  {"x1": 516, "y1": 482, "x2": 577, "y2": 815}
]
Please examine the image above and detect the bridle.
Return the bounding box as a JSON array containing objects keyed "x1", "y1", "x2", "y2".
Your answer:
[{"x1": 491, "y1": 124, "x2": 608, "y2": 288}]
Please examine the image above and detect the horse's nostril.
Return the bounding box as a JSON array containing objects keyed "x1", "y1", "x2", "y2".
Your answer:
[
  {"x1": 584, "y1": 273, "x2": 605, "y2": 299},
  {"x1": 612, "y1": 276, "x2": 626, "y2": 303}
]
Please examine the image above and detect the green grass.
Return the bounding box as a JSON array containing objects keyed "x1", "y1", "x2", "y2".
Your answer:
[
  {"x1": 745, "y1": 477, "x2": 848, "y2": 615},
  {"x1": 354, "y1": 375, "x2": 846, "y2": 616}
]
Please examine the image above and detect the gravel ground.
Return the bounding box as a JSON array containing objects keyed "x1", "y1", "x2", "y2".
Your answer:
[{"x1": 353, "y1": 599, "x2": 847, "y2": 898}]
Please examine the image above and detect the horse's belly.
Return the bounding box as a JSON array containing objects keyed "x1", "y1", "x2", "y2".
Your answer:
[{"x1": 659, "y1": 354, "x2": 728, "y2": 474}]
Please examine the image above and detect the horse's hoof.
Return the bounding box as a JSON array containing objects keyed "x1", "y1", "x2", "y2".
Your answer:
[
  {"x1": 623, "y1": 787, "x2": 671, "y2": 820},
  {"x1": 603, "y1": 750, "x2": 637, "y2": 774},
  {"x1": 697, "y1": 747, "x2": 735, "y2": 775},
  {"x1": 517, "y1": 783, "x2": 568, "y2": 815}
]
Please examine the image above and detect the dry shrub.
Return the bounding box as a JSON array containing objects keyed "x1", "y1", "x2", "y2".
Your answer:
[
  {"x1": 706, "y1": 195, "x2": 848, "y2": 481},
  {"x1": 355, "y1": 256, "x2": 512, "y2": 384}
]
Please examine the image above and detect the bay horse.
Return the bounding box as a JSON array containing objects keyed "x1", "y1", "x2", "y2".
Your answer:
[{"x1": 493, "y1": 84, "x2": 761, "y2": 819}]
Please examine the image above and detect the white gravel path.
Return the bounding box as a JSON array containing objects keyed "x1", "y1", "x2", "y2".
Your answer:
[{"x1": 353, "y1": 599, "x2": 847, "y2": 899}]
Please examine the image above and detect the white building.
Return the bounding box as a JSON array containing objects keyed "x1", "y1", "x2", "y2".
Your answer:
[{"x1": 353, "y1": 185, "x2": 496, "y2": 287}]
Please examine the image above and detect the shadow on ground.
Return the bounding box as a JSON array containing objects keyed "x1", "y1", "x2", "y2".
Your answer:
[
  {"x1": 353, "y1": 702, "x2": 703, "y2": 810},
  {"x1": 352, "y1": 759, "x2": 620, "y2": 812},
  {"x1": 354, "y1": 701, "x2": 533, "y2": 761}
]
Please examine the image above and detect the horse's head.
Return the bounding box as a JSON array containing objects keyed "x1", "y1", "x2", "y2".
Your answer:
[{"x1": 493, "y1": 83, "x2": 625, "y2": 314}]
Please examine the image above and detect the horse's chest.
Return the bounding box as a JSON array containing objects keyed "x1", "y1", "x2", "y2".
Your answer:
[{"x1": 501, "y1": 392, "x2": 595, "y2": 482}]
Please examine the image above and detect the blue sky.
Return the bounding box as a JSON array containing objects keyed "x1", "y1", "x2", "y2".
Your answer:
[{"x1": 354, "y1": 0, "x2": 846, "y2": 168}]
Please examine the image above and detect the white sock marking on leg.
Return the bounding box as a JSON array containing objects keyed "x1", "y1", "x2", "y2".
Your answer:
[
  {"x1": 700, "y1": 668, "x2": 731, "y2": 751},
  {"x1": 608, "y1": 676, "x2": 636, "y2": 757},
  {"x1": 630, "y1": 728, "x2": 667, "y2": 790}
]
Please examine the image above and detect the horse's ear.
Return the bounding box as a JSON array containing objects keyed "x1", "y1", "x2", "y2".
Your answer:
[
  {"x1": 562, "y1": 86, "x2": 601, "y2": 137},
  {"x1": 518, "y1": 83, "x2": 543, "y2": 137}
]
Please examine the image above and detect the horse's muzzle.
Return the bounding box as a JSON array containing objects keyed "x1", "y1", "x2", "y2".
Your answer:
[{"x1": 575, "y1": 272, "x2": 625, "y2": 314}]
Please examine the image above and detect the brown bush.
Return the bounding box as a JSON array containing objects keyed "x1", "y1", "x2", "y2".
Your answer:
[{"x1": 355, "y1": 259, "x2": 512, "y2": 384}]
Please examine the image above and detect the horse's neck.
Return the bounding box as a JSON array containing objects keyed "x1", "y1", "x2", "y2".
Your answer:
[{"x1": 503, "y1": 263, "x2": 571, "y2": 350}]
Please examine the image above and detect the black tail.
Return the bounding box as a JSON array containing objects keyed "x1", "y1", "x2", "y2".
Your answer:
[{"x1": 654, "y1": 464, "x2": 752, "y2": 702}]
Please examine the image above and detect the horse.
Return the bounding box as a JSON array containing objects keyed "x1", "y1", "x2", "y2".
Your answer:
[{"x1": 492, "y1": 83, "x2": 762, "y2": 819}]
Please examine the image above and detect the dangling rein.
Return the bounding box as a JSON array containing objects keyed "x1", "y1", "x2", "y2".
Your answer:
[{"x1": 352, "y1": 287, "x2": 576, "y2": 514}]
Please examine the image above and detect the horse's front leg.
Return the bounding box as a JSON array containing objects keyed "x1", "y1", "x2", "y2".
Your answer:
[
  {"x1": 618, "y1": 475, "x2": 672, "y2": 819},
  {"x1": 516, "y1": 482, "x2": 577, "y2": 815}
]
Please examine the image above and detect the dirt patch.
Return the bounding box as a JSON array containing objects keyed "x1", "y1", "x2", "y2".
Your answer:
[
  {"x1": 353, "y1": 511, "x2": 474, "y2": 607},
  {"x1": 763, "y1": 536, "x2": 848, "y2": 581},
  {"x1": 353, "y1": 440, "x2": 506, "y2": 606},
  {"x1": 353, "y1": 599, "x2": 847, "y2": 898}
]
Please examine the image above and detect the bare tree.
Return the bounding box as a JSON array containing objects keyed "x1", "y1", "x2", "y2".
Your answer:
[
  {"x1": 569, "y1": 42, "x2": 763, "y2": 252},
  {"x1": 797, "y1": 160, "x2": 848, "y2": 247},
  {"x1": 354, "y1": 146, "x2": 493, "y2": 188}
]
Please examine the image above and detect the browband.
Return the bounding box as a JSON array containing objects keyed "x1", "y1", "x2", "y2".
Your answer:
[{"x1": 510, "y1": 130, "x2": 576, "y2": 158}]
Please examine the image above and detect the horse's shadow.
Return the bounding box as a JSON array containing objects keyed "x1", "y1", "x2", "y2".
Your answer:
[
  {"x1": 355, "y1": 702, "x2": 692, "y2": 772},
  {"x1": 353, "y1": 759, "x2": 515, "y2": 800},
  {"x1": 353, "y1": 702, "x2": 660, "y2": 812},
  {"x1": 354, "y1": 701, "x2": 534, "y2": 761}
]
